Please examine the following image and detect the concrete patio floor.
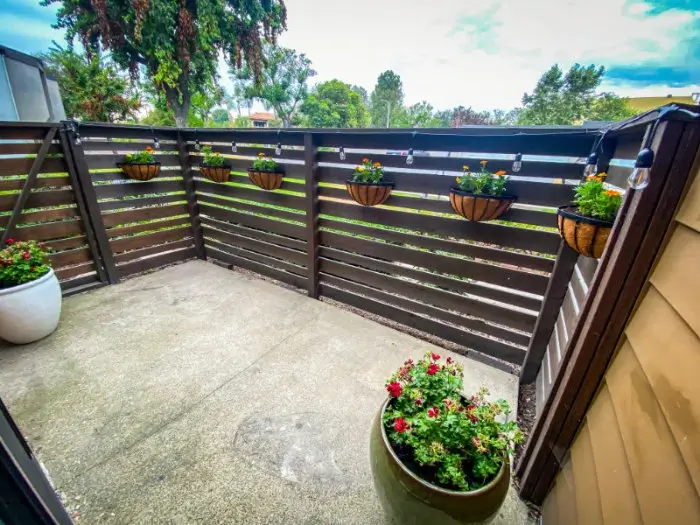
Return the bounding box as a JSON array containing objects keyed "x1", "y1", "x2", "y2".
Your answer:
[{"x1": 0, "y1": 260, "x2": 533, "y2": 524}]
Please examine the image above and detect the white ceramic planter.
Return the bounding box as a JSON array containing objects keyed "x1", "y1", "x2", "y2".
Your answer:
[{"x1": 0, "y1": 268, "x2": 61, "y2": 344}]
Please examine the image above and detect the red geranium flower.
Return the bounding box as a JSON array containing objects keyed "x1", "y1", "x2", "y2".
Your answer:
[
  {"x1": 446, "y1": 357, "x2": 453, "y2": 364},
  {"x1": 428, "y1": 406, "x2": 439, "y2": 418},
  {"x1": 457, "y1": 406, "x2": 464, "y2": 412},
  {"x1": 472, "y1": 437, "x2": 481, "y2": 447},
  {"x1": 431, "y1": 353, "x2": 440, "y2": 361},
  {"x1": 6, "y1": 238, "x2": 13, "y2": 245},
  {"x1": 415, "y1": 398, "x2": 423, "y2": 406},
  {"x1": 427, "y1": 363, "x2": 439, "y2": 376},
  {"x1": 393, "y1": 418, "x2": 409, "y2": 433},
  {"x1": 386, "y1": 381, "x2": 403, "y2": 398},
  {"x1": 22, "y1": 251, "x2": 31, "y2": 260}
]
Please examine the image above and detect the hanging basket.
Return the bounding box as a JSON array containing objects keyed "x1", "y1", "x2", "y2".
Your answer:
[
  {"x1": 557, "y1": 205, "x2": 613, "y2": 258},
  {"x1": 117, "y1": 162, "x2": 161, "y2": 181},
  {"x1": 247, "y1": 169, "x2": 284, "y2": 191},
  {"x1": 345, "y1": 180, "x2": 394, "y2": 206},
  {"x1": 201, "y1": 164, "x2": 231, "y2": 183},
  {"x1": 449, "y1": 188, "x2": 516, "y2": 221}
]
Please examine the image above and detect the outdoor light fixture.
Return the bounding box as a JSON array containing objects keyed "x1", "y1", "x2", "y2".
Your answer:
[
  {"x1": 231, "y1": 141, "x2": 237, "y2": 153},
  {"x1": 582, "y1": 152, "x2": 598, "y2": 178},
  {"x1": 339, "y1": 146, "x2": 346, "y2": 161},
  {"x1": 194, "y1": 139, "x2": 201, "y2": 151},
  {"x1": 275, "y1": 142, "x2": 282, "y2": 155},
  {"x1": 153, "y1": 137, "x2": 160, "y2": 150},
  {"x1": 406, "y1": 148, "x2": 414, "y2": 165},
  {"x1": 627, "y1": 147, "x2": 654, "y2": 189},
  {"x1": 512, "y1": 152, "x2": 522, "y2": 173},
  {"x1": 70, "y1": 121, "x2": 82, "y2": 146}
]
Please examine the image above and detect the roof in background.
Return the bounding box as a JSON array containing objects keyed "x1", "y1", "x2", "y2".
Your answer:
[{"x1": 249, "y1": 112, "x2": 275, "y2": 121}]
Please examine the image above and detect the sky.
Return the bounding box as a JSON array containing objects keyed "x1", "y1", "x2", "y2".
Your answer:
[{"x1": 1, "y1": 0, "x2": 698, "y2": 112}]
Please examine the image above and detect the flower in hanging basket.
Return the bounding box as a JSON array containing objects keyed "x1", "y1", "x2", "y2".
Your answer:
[
  {"x1": 557, "y1": 173, "x2": 623, "y2": 258},
  {"x1": 248, "y1": 152, "x2": 284, "y2": 190},
  {"x1": 345, "y1": 158, "x2": 394, "y2": 206},
  {"x1": 380, "y1": 352, "x2": 523, "y2": 492},
  {"x1": 200, "y1": 145, "x2": 231, "y2": 183},
  {"x1": 118, "y1": 146, "x2": 161, "y2": 181},
  {"x1": 449, "y1": 162, "x2": 516, "y2": 221}
]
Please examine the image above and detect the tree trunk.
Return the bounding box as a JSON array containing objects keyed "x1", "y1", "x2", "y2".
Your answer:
[{"x1": 165, "y1": 80, "x2": 190, "y2": 128}]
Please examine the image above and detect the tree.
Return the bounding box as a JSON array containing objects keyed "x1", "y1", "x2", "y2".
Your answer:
[
  {"x1": 211, "y1": 108, "x2": 231, "y2": 125},
  {"x1": 519, "y1": 64, "x2": 634, "y2": 124},
  {"x1": 393, "y1": 101, "x2": 441, "y2": 128},
  {"x1": 350, "y1": 85, "x2": 369, "y2": 105},
  {"x1": 44, "y1": 0, "x2": 287, "y2": 127},
  {"x1": 139, "y1": 82, "x2": 223, "y2": 127},
  {"x1": 232, "y1": 44, "x2": 315, "y2": 127},
  {"x1": 489, "y1": 108, "x2": 522, "y2": 126},
  {"x1": 370, "y1": 70, "x2": 404, "y2": 127},
  {"x1": 40, "y1": 45, "x2": 140, "y2": 122},
  {"x1": 300, "y1": 80, "x2": 369, "y2": 128}
]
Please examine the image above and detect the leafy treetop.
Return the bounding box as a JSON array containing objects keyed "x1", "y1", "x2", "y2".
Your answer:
[
  {"x1": 370, "y1": 70, "x2": 404, "y2": 127},
  {"x1": 300, "y1": 80, "x2": 369, "y2": 128},
  {"x1": 44, "y1": 0, "x2": 287, "y2": 126}
]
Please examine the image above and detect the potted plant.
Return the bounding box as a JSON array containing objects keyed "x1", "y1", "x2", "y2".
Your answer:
[
  {"x1": 370, "y1": 352, "x2": 523, "y2": 524},
  {"x1": 0, "y1": 240, "x2": 61, "y2": 344},
  {"x1": 117, "y1": 146, "x2": 161, "y2": 181},
  {"x1": 557, "y1": 173, "x2": 622, "y2": 258},
  {"x1": 346, "y1": 158, "x2": 394, "y2": 206},
  {"x1": 449, "y1": 161, "x2": 516, "y2": 221},
  {"x1": 248, "y1": 152, "x2": 284, "y2": 190},
  {"x1": 200, "y1": 145, "x2": 231, "y2": 183}
]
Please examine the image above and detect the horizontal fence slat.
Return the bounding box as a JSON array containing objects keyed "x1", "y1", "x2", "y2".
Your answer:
[
  {"x1": 320, "y1": 282, "x2": 525, "y2": 364},
  {"x1": 203, "y1": 225, "x2": 307, "y2": 267},
  {"x1": 181, "y1": 129, "x2": 306, "y2": 146},
  {"x1": 207, "y1": 245, "x2": 307, "y2": 289},
  {"x1": 45, "y1": 235, "x2": 86, "y2": 252},
  {"x1": 0, "y1": 189, "x2": 75, "y2": 210},
  {"x1": 0, "y1": 176, "x2": 71, "y2": 191},
  {"x1": 99, "y1": 194, "x2": 186, "y2": 212},
  {"x1": 320, "y1": 230, "x2": 548, "y2": 296},
  {"x1": 319, "y1": 200, "x2": 560, "y2": 255},
  {"x1": 117, "y1": 246, "x2": 197, "y2": 277},
  {"x1": 102, "y1": 203, "x2": 189, "y2": 228},
  {"x1": 49, "y1": 247, "x2": 92, "y2": 267},
  {"x1": 318, "y1": 167, "x2": 574, "y2": 207},
  {"x1": 205, "y1": 237, "x2": 307, "y2": 277},
  {"x1": 319, "y1": 217, "x2": 553, "y2": 273},
  {"x1": 319, "y1": 261, "x2": 530, "y2": 346},
  {"x1": 0, "y1": 206, "x2": 79, "y2": 227},
  {"x1": 317, "y1": 151, "x2": 583, "y2": 179},
  {"x1": 12, "y1": 219, "x2": 84, "y2": 241},
  {"x1": 60, "y1": 273, "x2": 103, "y2": 295},
  {"x1": 107, "y1": 217, "x2": 191, "y2": 239},
  {"x1": 199, "y1": 203, "x2": 306, "y2": 239},
  {"x1": 0, "y1": 157, "x2": 68, "y2": 176},
  {"x1": 55, "y1": 262, "x2": 95, "y2": 281},
  {"x1": 114, "y1": 238, "x2": 194, "y2": 264},
  {"x1": 84, "y1": 153, "x2": 181, "y2": 171},
  {"x1": 110, "y1": 226, "x2": 191, "y2": 253},
  {"x1": 0, "y1": 124, "x2": 59, "y2": 140},
  {"x1": 320, "y1": 248, "x2": 538, "y2": 331},
  {"x1": 191, "y1": 144, "x2": 305, "y2": 161},
  {"x1": 95, "y1": 180, "x2": 185, "y2": 200},
  {"x1": 200, "y1": 216, "x2": 306, "y2": 251},
  {"x1": 191, "y1": 158, "x2": 306, "y2": 179},
  {"x1": 78, "y1": 124, "x2": 178, "y2": 141},
  {"x1": 312, "y1": 130, "x2": 595, "y2": 156},
  {"x1": 0, "y1": 143, "x2": 62, "y2": 156},
  {"x1": 196, "y1": 178, "x2": 306, "y2": 211}
]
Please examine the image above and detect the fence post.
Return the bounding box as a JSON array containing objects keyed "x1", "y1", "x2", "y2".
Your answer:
[
  {"x1": 177, "y1": 130, "x2": 206, "y2": 260},
  {"x1": 58, "y1": 127, "x2": 108, "y2": 284},
  {"x1": 520, "y1": 241, "x2": 578, "y2": 383},
  {"x1": 304, "y1": 132, "x2": 320, "y2": 298},
  {"x1": 64, "y1": 124, "x2": 120, "y2": 284}
]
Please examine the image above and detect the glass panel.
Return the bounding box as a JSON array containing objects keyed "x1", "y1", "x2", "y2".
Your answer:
[
  {"x1": 5, "y1": 57, "x2": 49, "y2": 121},
  {"x1": 0, "y1": 57, "x2": 18, "y2": 121},
  {"x1": 46, "y1": 78, "x2": 66, "y2": 121}
]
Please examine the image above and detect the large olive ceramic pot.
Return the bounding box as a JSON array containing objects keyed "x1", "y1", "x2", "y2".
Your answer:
[{"x1": 370, "y1": 398, "x2": 510, "y2": 525}]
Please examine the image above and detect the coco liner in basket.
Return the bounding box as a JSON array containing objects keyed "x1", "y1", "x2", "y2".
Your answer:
[
  {"x1": 449, "y1": 188, "x2": 516, "y2": 222},
  {"x1": 557, "y1": 205, "x2": 613, "y2": 258}
]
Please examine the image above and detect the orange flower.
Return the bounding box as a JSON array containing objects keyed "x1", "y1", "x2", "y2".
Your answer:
[
  {"x1": 362, "y1": 157, "x2": 369, "y2": 163},
  {"x1": 258, "y1": 152, "x2": 265, "y2": 158},
  {"x1": 606, "y1": 189, "x2": 621, "y2": 197},
  {"x1": 145, "y1": 146, "x2": 154, "y2": 152},
  {"x1": 373, "y1": 162, "x2": 381, "y2": 167},
  {"x1": 597, "y1": 172, "x2": 608, "y2": 179},
  {"x1": 495, "y1": 170, "x2": 507, "y2": 176},
  {"x1": 585, "y1": 175, "x2": 597, "y2": 181},
  {"x1": 462, "y1": 165, "x2": 469, "y2": 171},
  {"x1": 480, "y1": 160, "x2": 488, "y2": 165}
]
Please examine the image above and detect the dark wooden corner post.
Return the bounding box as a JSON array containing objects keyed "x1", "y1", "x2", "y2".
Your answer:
[
  {"x1": 177, "y1": 130, "x2": 206, "y2": 260},
  {"x1": 63, "y1": 123, "x2": 120, "y2": 284},
  {"x1": 304, "y1": 132, "x2": 320, "y2": 298},
  {"x1": 520, "y1": 241, "x2": 579, "y2": 383},
  {"x1": 517, "y1": 116, "x2": 700, "y2": 504}
]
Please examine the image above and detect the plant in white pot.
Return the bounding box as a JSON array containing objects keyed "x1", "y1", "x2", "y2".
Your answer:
[{"x1": 0, "y1": 239, "x2": 61, "y2": 344}]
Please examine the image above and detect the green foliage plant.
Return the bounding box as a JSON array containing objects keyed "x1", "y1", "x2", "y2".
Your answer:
[
  {"x1": 124, "y1": 146, "x2": 156, "y2": 164},
  {"x1": 201, "y1": 145, "x2": 225, "y2": 167},
  {"x1": 573, "y1": 173, "x2": 622, "y2": 223},
  {"x1": 455, "y1": 161, "x2": 509, "y2": 196},
  {"x1": 351, "y1": 158, "x2": 384, "y2": 184},
  {"x1": 0, "y1": 240, "x2": 52, "y2": 288},
  {"x1": 383, "y1": 352, "x2": 523, "y2": 491},
  {"x1": 252, "y1": 152, "x2": 279, "y2": 172}
]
